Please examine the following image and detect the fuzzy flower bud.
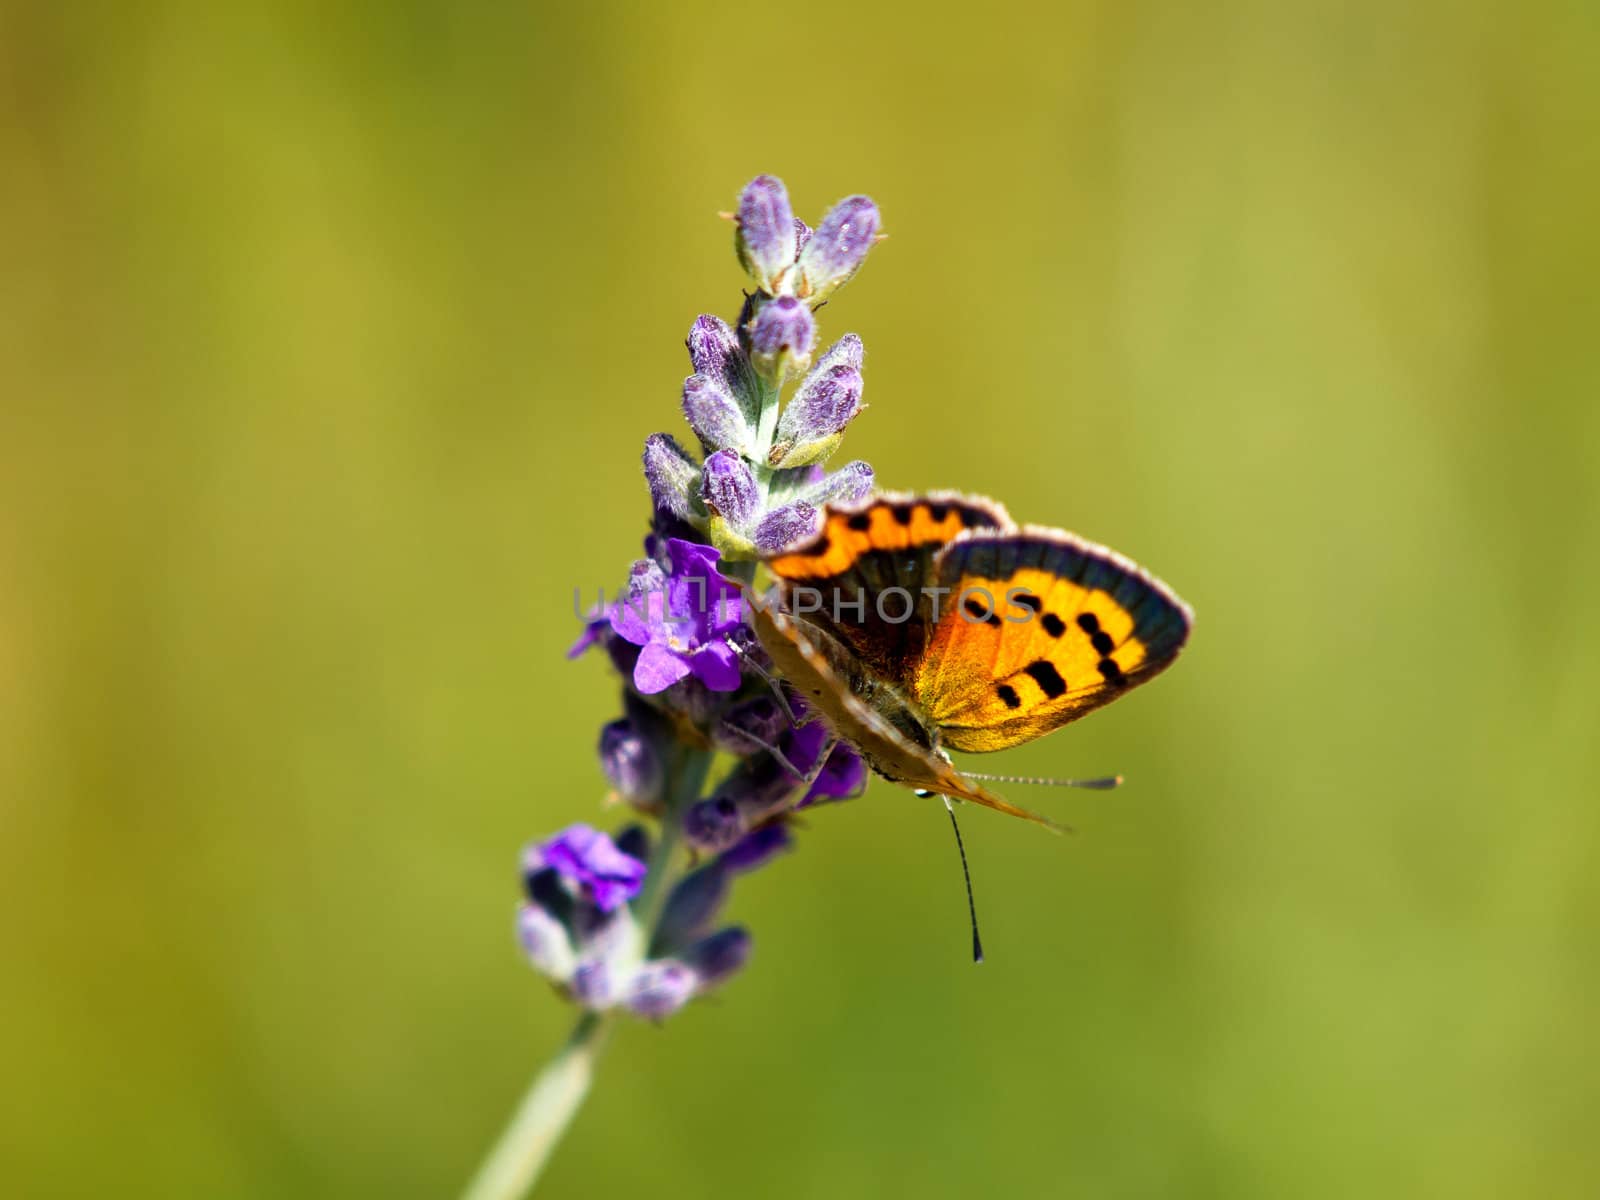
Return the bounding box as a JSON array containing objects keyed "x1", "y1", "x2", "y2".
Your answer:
[
  {"x1": 719, "y1": 824, "x2": 794, "y2": 874},
  {"x1": 642, "y1": 433, "x2": 704, "y2": 523},
  {"x1": 683, "y1": 927, "x2": 753, "y2": 988},
  {"x1": 686, "y1": 315, "x2": 758, "y2": 420},
  {"x1": 653, "y1": 864, "x2": 730, "y2": 954},
  {"x1": 753, "y1": 502, "x2": 823, "y2": 557},
  {"x1": 686, "y1": 314, "x2": 741, "y2": 380},
  {"x1": 683, "y1": 796, "x2": 742, "y2": 855},
  {"x1": 796, "y1": 195, "x2": 880, "y2": 303},
  {"x1": 735, "y1": 175, "x2": 799, "y2": 293},
  {"x1": 799, "y1": 460, "x2": 875, "y2": 507},
  {"x1": 598, "y1": 719, "x2": 663, "y2": 809},
  {"x1": 623, "y1": 960, "x2": 698, "y2": 1020},
  {"x1": 769, "y1": 363, "x2": 865, "y2": 468},
  {"x1": 516, "y1": 903, "x2": 577, "y2": 983},
  {"x1": 713, "y1": 697, "x2": 791, "y2": 755},
  {"x1": 700, "y1": 450, "x2": 762, "y2": 559},
  {"x1": 747, "y1": 296, "x2": 815, "y2": 384},
  {"x1": 698, "y1": 450, "x2": 760, "y2": 529},
  {"x1": 682, "y1": 374, "x2": 752, "y2": 455}
]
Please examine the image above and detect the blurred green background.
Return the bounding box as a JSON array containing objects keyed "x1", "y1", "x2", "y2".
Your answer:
[{"x1": 4, "y1": 2, "x2": 1597, "y2": 1197}]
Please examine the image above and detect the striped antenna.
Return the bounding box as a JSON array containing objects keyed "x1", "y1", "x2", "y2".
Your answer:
[{"x1": 960, "y1": 772, "x2": 1124, "y2": 791}]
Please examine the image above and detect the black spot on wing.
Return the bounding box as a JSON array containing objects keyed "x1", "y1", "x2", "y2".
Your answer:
[
  {"x1": 846, "y1": 513, "x2": 872, "y2": 532},
  {"x1": 996, "y1": 684, "x2": 1021, "y2": 709},
  {"x1": 889, "y1": 503, "x2": 914, "y2": 526},
  {"x1": 1024, "y1": 660, "x2": 1068, "y2": 699},
  {"x1": 964, "y1": 597, "x2": 1001, "y2": 627},
  {"x1": 1097, "y1": 658, "x2": 1126, "y2": 686},
  {"x1": 956, "y1": 503, "x2": 1001, "y2": 529},
  {"x1": 1041, "y1": 612, "x2": 1066, "y2": 638},
  {"x1": 1011, "y1": 591, "x2": 1042, "y2": 613}
]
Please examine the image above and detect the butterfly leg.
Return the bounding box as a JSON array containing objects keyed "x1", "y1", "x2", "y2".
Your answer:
[
  {"x1": 722, "y1": 635, "x2": 815, "y2": 731},
  {"x1": 722, "y1": 722, "x2": 840, "y2": 795},
  {"x1": 719, "y1": 721, "x2": 805, "y2": 781}
]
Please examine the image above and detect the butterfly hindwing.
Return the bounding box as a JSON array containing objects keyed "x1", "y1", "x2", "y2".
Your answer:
[{"x1": 911, "y1": 527, "x2": 1193, "y2": 753}]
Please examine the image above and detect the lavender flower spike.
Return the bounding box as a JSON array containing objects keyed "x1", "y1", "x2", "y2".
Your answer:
[
  {"x1": 735, "y1": 175, "x2": 799, "y2": 294},
  {"x1": 797, "y1": 195, "x2": 880, "y2": 303},
  {"x1": 475, "y1": 176, "x2": 889, "y2": 1199},
  {"x1": 747, "y1": 296, "x2": 815, "y2": 384}
]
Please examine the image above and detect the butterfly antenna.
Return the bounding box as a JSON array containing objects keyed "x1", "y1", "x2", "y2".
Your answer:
[
  {"x1": 941, "y1": 795, "x2": 985, "y2": 964},
  {"x1": 960, "y1": 772, "x2": 1124, "y2": 791}
]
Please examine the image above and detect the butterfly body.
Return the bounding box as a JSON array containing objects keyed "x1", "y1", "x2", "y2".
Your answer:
[{"x1": 749, "y1": 492, "x2": 1192, "y2": 826}]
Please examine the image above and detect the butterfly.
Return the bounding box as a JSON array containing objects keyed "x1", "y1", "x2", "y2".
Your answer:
[{"x1": 744, "y1": 491, "x2": 1192, "y2": 829}]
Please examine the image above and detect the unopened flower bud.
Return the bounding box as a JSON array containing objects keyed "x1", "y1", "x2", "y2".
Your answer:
[
  {"x1": 682, "y1": 374, "x2": 752, "y2": 455},
  {"x1": 769, "y1": 364, "x2": 864, "y2": 467},
  {"x1": 796, "y1": 195, "x2": 880, "y2": 302},
  {"x1": 571, "y1": 959, "x2": 617, "y2": 1009},
  {"x1": 735, "y1": 175, "x2": 798, "y2": 293},
  {"x1": 642, "y1": 433, "x2": 704, "y2": 523},
  {"x1": 686, "y1": 315, "x2": 758, "y2": 416},
  {"x1": 598, "y1": 719, "x2": 662, "y2": 809},
  {"x1": 683, "y1": 926, "x2": 753, "y2": 988},
  {"x1": 812, "y1": 333, "x2": 864, "y2": 374},
  {"x1": 698, "y1": 450, "x2": 759, "y2": 528},
  {"x1": 719, "y1": 824, "x2": 793, "y2": 874},
  {"x1": 800, "y1": 460, "x2": 875, "y2": 507},
  {"x1": 654, "y1": 864, "x2": 729, "y2": 953},
  {"x1": 747, "y1": 296, "x2": 815, "y2": 384},
  {"x1": 684, "y1": 795, "x2": 742, "y2": 854},
  {"x1": 623, "y1": 960, "x2": 697, "y2": 1020},
  {"x1": 713, "y1": 697, "x2": 790, "y2": 755},
  {"x1": 753, "y1": 502, "x2": 823, "y2": 556},
  {"x1": 517, "y1": 903, "x2": 576, "y2": 983}
]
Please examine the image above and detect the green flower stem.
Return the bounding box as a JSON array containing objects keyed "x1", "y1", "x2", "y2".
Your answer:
[
  {"x1": 752, "y1": 371, "x2": 783, "y2": 463},
  {"x1": 459, "y1": 1010, "x2": 609, "y2": 1200},
  {"x1": 460, "y1": 746, "x2": 715, "y2": 1200}
]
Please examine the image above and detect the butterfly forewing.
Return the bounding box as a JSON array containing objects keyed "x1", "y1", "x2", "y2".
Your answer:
[{"x1": 764, "y1": 492, "x2": 1011, "y2": 681}]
